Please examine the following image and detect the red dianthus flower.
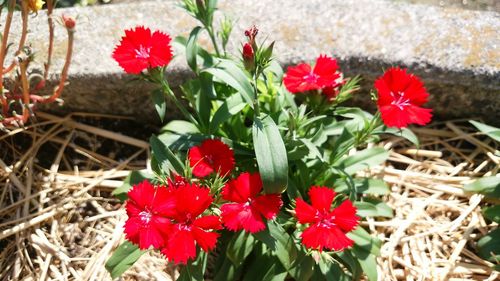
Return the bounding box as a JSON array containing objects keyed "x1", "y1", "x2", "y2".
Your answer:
[
  {"x1": 283, "y1": 55, "x2": 341, "y2": 93},
  {"x1": 294, "y1": 186, "x2": 359, "y2": 252},
  {"x1": 375, "y1": 67, "x2": 432, "y2": 128},
  {"x1": 220, "y1": 173, "x2": 282, "y2": 233},
  {"x1": 112, "y1": 26, "x2": 173, "y2": 74},
  {"x1": 123, "y1": 180, "x2": 174, "y2": 250},
  {"x1": 188, "y1": 139, "x2": 235, "y2": 178},
  {"x1": 160, "y1": 183, "x2": 222, "y2": 264}
]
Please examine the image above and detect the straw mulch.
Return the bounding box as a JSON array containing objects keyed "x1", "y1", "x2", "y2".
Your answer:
[{"x1": 0, "y1": 112, "x2": 498, "y2": 281}]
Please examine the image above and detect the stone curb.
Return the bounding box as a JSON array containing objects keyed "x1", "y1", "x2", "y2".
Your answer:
[{"x1": 6, "y1": 0, "x2": 500, "y2": 124}]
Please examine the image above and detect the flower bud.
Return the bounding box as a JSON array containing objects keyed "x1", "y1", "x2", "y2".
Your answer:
[
  {"x1": 62, "y1": 15, "x2": 76, "y2": 30},
  {"x1": 244, "y1": 25, "x2": 258, "y2": 49},
  {"x1": 242, "y1": 43, "x2": 255, "y2": 72}
]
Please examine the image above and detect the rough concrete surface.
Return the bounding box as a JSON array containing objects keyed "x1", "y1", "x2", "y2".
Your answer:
[{"x1": 4, "y1": 0, "x2": 500, "y2": 124}]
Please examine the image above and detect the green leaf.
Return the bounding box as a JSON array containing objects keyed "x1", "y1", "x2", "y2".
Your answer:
[
  {"x1": 334, "y1": 178, "x2": 390, "y2": 195},
  {"x1": 203, "y1": 59, "x2": 254, "y2": 107},
  {"x1": 151, "y1": 88, "x2": 166, "y2": 123},
  {"x1": 470, "y1": 120, "x2": 500, "y2": 142},
  {"x1": 226, "y1": 231, "x2": 255, "y2": 267},
  {"x1": 213, "y1": 257, "x2": 242, "y2": 281},
  {"x1": 483, "y1": 205, "x2": 500, "y2": 223},
  {"x1": 242, "y1": 254, "x2": 287, "y2": 281},
  {"x1": 178, "y1": 255, "x2": 206, "y2": 281},
  {"x1": 477, "y1": 228, "x2": 500, "y2": 263},
  {"x1": 197, "y1": 72, "x2": 215, "y2": 128},
  {"x1": 253, "y1": 115, "x2": 288, "y2": 194},
  {"x1": 186, "y1": 26, "x2": 203, "y2": 73},
  {"x1": 318, "y1": 259, "x2": 350, "y2": 281},
  {"x1": 160, "y1": 120, "x2": 199, "y2": 135},
  {"x1": 150, "y1": 135, "x2": 185, "y2": 175},
  {"x1": 337, "y1": 147, "x2": 389, "y2": 175},
  {"x1": 464, "y1": 177, "x2": 500, "y2": 199},
  {"x1": 376, "y1": 126, "x2": 420, "y2": 147},
  {"x1": 210, "y1": 93, "x2": 247, "y2": 133},
  {"x1": 352, "y1": 246, "x2": 378, "y2": 281},
  {"x1": 112, "y1": 170, "x2": 155, "y2": 201},
  {"x1": 105, "y1": 241, "x2": 145, "y2": 279},
  {"x1": 347, "y1": 227, "x2": 382, "y2": 256},
  {"x1": 256, "y1": 221, "x2": 298, "y2": 270},
  {"x1": 355, "y1": 198, "x2": 393, "y2": 218},
  {"x1": 287, "y1": 252, "x2": 315, "y2": 281}
]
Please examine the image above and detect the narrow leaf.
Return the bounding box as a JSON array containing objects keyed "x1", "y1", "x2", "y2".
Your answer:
[
  {"x1": 337, "y1": 147, "x2": 389, "y2": 175},
  {"x1": 150, "y1": 135, "x2": 185, "y2": 175},
  {"x1": 105, "y1": 241, "x2": 145, "y2": 279},
  {"x1": 226, "y1": 231, "x2": 255, "y2": 266},
  {"x1": 477, "y1": 228, "x2": 500, "y2": 263},
  {"x1": 186, "y1": 26, "x2": 203, "y2": 73},
  {"x1": 203, "y1": 59, "x2": 254, "y2": 107},
  {"x1": 470, "y1": 120, "x2": 500, "y2": 142},
  {"x1": 253, "y1": 115, "x2": 288, "y2": 194},
  {"x1": 210, "y1": 93, "x2": 247, "y2": 133},
  {"x1": 151, "y1": 89, "x2": 166, "y2": 123},
  {"x1": 112, "y1": 170, "x2": 155, "y2": 201},
  {"x1": 464, "y1": 176, "x2": 500, "y2": 198},
  {"x1": 483, "y1": 205, "x2": 500, "y2": 223}
]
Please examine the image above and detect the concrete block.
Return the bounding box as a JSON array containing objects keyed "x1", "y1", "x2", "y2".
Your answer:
[{"x1": 5, "y1": 0, "x2": 500, "y2": 124}]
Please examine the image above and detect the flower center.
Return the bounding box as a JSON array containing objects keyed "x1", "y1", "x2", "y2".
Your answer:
[
  {"x1": 390, "y1": 91, "x2": 411, "y2": 110},
  {"x1": 316, "y1": 211, "x2": 336, "y2": 229},
  {"x1": 303, "y1": 72, "x2": 319, "y2": 84},
  {"x1": 135, "y1": 45, "x2": 151, "y2": 59},
  {"x1": 205, "y1": 154, "x2": 214, "y2": 165},
  {"x1": 139, "y1": 210, "x2": 152, "y2": 224}
]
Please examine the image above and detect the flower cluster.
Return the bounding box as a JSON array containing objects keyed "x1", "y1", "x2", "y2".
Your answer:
[{"x1": 123, "y1": 139, "x2": 359, "y2": 264}]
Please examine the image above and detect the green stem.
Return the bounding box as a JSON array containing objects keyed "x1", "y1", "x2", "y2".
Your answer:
[
  {"x1": 252, "y1": 73, "x2": 260, "y2": 116},
  {"x1": 160, "y1": 80, "x2": 198, "y2": 126},
  {"x1": 206, "y1": 26, "x2": 221, "y2": 57}
]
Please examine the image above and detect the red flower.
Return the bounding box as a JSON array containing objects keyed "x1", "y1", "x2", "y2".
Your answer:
[
  {"x1": 294, "y1": 186, "x2": 359, "y2": 251},
  {"x1": 112, "y1": 26, "x2": 173, "y2": 74},
  {"x1": 124, "y1": 180, "x2": 174, "y2": 250},
  {"x1": 160, "y1": 183, "x2": 222, "y2": 264},
  {"x1": 283, "y1": 55, "x2": 341, "y2": 93},
  {"x1": 375, "y1": 67, "x2": 432, "y2": 128},
  {"x1": 188, "y1": 139, "x2": 235, "y2": 178},
  {"x1": 220, "y1": 173, "x2": 282, "y2": 233}
]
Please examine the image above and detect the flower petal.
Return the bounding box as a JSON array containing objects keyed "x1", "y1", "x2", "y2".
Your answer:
[
  {"x1": 149, "y1": 31, "x2": 173, "y2": 68},
  {"x1": 221, "y1": 172, "x2": 262, "y2": 203},
  {"x1": 127, "y1": 180, "x2": 155, "y2": 209},
  {"x1": 252, "y1": 194, "x2": 282, "y2": 219},
  {"x1": 192, "y1": 227, "x2": 219, "y2": 252},
  {"x1": 313, "y1": 55, "x2": 340, "y2": 88},
  {"x1": 174, "y1": 183, "x2": 213, "y2": 220},
  {"x1": 283, "y1": 63, "x2": 316, "y2": 93},
  {"x1": 220, "y1": 203, "x2": 266, "y2": 233},
  {"x1": 163, "y1": 229, "x2": 197, "y2": 264},
  {"x1": 138, "y1": 224, "x2": 166, "y2": 250},
  {"x1": 332, "y1": 200, "x2": 359, "y2": 232},
  {"x1": 193, "y1": 215, "x2": 222, "y2": 230},
  {"x1": 301, "y1": 224, "x2": 354, "y2": 251},
  {"x1": 308, "y1": 186, "x2": 336, "y2": 211},
  {"x1": 294, "y1": 198, "x2": 318, "y2": 224}
]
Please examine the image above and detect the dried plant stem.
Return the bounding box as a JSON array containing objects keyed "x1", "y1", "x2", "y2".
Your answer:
[
  {"x1": 40, "y1": 27, "x2": 74, "y2": 104},
  {"x1": 0, "y1": 0, "x2": 16, "y2": 115},
  {"x1": 44, "y1": 0, "x2": 55, "y2": 80}
]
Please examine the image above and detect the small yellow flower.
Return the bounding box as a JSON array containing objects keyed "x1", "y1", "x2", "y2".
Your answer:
[{"x1": 28, "y1": 0, "x2": 45, "y2": 13}]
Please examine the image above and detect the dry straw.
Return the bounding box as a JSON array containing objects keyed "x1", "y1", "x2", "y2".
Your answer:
[{"x1": 0, "y1": 112, "x2": 498, "y2": 280}]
